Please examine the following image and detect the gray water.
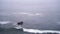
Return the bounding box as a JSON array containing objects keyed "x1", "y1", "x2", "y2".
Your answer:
[
  {"x1": 0, "y1": 27, "x2": 60, "y2": 34},
  {"x1": 0, "y1": 0, "x2": 60, "y2": 34}
]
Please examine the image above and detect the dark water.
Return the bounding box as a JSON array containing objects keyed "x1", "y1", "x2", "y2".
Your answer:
[{"x1": 0, "y1": 28, "x2": 24, "y2": 34}]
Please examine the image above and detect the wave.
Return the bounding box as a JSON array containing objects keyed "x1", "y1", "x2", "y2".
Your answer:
[
  {"x1": 0, "y1": 21, "x2": 60, "y2": 34},
  {"x1": 0, "y1": 27, "x2": 60, "y2": 34},
  {"x1": 0, "y1": 21, "x2": 10, "y2": 24},
  {"x1": 23, "y1": 28, "x2": 60, "y2": 34},
  {"x1": 17, "y1": 28, "x2": 60, "y2": 34}
]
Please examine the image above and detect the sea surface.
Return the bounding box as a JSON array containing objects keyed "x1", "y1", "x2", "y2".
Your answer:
[
  {"x1": 0, "y1": 27, "x2": 60, "y2": 34},
  {"x1": 0, "y1": 0, "x2": 60, "y2": 34}
]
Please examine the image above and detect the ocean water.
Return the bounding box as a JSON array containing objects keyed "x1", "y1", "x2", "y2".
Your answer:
[
  {"x1": 0, "y1": 27, "x2": 60, "y2": 34},
  {"x1": 0, "y1": 0, "x2": 60, "y2": 34}
]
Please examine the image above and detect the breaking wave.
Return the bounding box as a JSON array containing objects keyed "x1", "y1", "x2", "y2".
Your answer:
[
  {"x1": 23, "y1": 28, "x2": 60, "y2": 34},
  {"x1": 0, "y1": 21, "x2": 60, "y2": 34},
  {"x1": 15, "y1": 27, "x2": 60, "y2": 34}
]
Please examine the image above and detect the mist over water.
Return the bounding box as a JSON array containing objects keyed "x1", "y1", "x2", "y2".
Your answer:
[{"x1": 0, "y1": 0, "x2": 60, "y2": 31}]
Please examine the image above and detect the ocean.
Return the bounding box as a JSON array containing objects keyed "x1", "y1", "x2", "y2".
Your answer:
[
  {"x1": 0, "y1": 27, "x2": 60, "y2": 34},
  {"x1": 0, "y1": 0, "x2": 60, "y2": 34}
]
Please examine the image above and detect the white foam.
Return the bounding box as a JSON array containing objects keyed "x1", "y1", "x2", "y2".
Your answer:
[
  {"x1": 23, "y1": 28, "x2": 60, "y2": 34},
  {"x1": 0, "y1": 21, "x2": 10, "y2": 24},
  {"x1": 14, "y1": 25, "x2": 23, "y2": 29}
]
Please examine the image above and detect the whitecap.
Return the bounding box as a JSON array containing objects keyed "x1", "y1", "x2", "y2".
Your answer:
[
  {"x1": 0, "y1": 21, "x2": 10, "y2": 24},
  {"x1": 23, "y1": 28, "x2": 60, "y2": 34}
]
